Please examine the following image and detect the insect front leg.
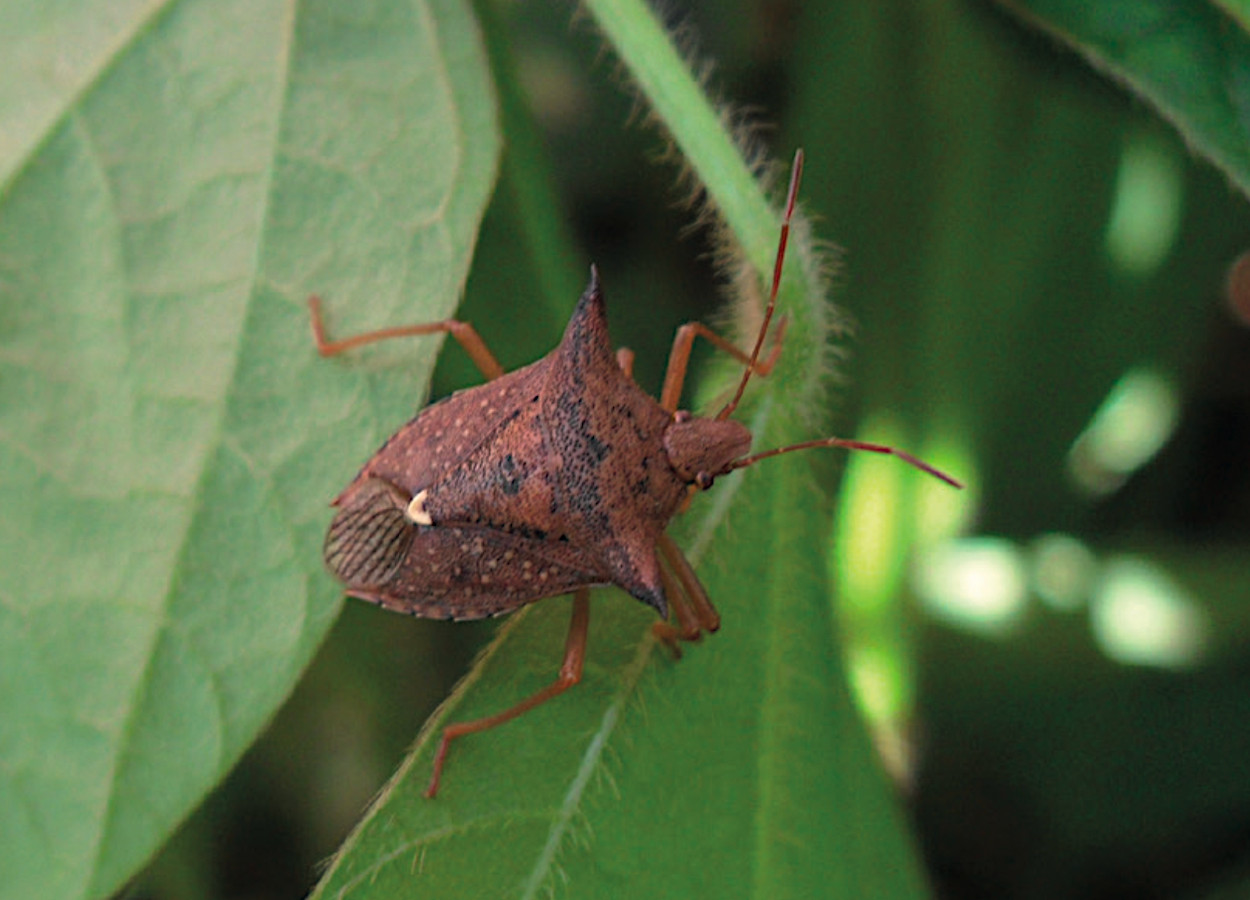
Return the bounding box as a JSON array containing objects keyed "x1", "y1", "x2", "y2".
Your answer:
[
  {"x1": 651, "y1": 533, "x2": 721, "y2": 656},
  {"x1": 658, "y1": 318, "x2": 788, "y2": 412},
  {"x1": 424, "y1": 587, "x2": 591, "y2": 798},
  {"x1": 308, "y1": 296, "x2": 506, "y2": 380}
]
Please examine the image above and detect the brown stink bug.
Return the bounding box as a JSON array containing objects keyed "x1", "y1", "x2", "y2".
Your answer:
[{"x1": 310, "y1": 150, "x2": 962, "y2": 797}]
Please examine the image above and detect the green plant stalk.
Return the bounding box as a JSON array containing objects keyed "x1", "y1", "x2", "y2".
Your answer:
[{"x1": 580, "y1": 0, "x2": 779, "y2": 272}]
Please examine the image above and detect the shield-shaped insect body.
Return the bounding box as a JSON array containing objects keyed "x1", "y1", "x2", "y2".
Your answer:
[{"x1": 313, "y1": 150, "x2": 960, "y2": 796}]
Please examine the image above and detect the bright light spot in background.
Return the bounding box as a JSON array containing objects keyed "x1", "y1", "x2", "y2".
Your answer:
[
  {"x1": 913, "y1": 537, "x2": 1027, "y2": 637},
  {"x1": 1105, "y1": 134, "x2": 1184, "y2": 278},
  {"x1": 1068, "y1": 367, "x2": 1179, "y2": 495},
  {"x1": 833, "y1": 415, "x2": 977, "y2": 612},
  {"x1": 1029, "y1": 533, "x2": 1098, "y2": 612},
  {"x1": 848, "y1": 645, "x2": 913, "y2": 785},
  {"x1": 847, "y1": 645, "x2": 908, "y2": 726},
  {"x1": 831, "y1": 414, "x2": 976, "y2": 746},
  {"x1": 915, "y1": 435, "x2": 978, "y2": 542},
  {"x1": 834, "y1": 419, "x2": 906, "y2": 612},
  {"x1": 1091, "y1": 557, "x2": 1208, "y2": 669}
]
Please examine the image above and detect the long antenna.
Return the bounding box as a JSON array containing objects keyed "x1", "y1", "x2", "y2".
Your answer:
[
  {"x1": 716, "y1": 149, "x2": 804, "y2": 422},
  {"x1": 729, "y1": 437, "x2": 965, "y2": 488}
]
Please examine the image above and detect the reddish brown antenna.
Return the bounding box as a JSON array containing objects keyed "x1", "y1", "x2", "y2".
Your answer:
[
  {"x1": 717, "y1": 148, "x2": 804, "y2": 422},
  {"x1": 729, "y1": 437, "x2": 963, "y2": 488},
  {"x1": 704, "y1": 148, "x2": 962, "y2": 489}
]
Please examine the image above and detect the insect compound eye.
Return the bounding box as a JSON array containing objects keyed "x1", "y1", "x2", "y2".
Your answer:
[{"x1": 695, "y1": 471, "x2": 715, "y2": 490}]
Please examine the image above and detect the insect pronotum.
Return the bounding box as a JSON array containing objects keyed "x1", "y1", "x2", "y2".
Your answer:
[{"x1": 311, "y1": 150, "x2": 962, "y2": 797}]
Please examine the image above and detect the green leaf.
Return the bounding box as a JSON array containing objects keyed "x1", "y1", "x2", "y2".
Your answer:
[
  {"x1": 310, "y1": 1, "x2": 930, "y2": 897},
  {"x1": 997, "y1": 0, "x2": 1250, "y2": 197},
  {"x1": 0, "y1": 1, "x2": 499, "y2": 898}
]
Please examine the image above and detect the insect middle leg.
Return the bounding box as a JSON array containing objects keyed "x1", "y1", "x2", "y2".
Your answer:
[
  {"x1": 424, "y1": 587, "x2": 591, "y2": 798},
  {"x1": 308, "y1": 296, "x2": 505, "y2": 381}
]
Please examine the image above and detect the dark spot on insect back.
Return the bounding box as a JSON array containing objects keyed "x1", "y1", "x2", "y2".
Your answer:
[
  {"x1": 586, "y1": 432, "x2": 609, "y2": 463},
  {"x1": 497, "y1": 453, "x2": 524, "y2": 495}
]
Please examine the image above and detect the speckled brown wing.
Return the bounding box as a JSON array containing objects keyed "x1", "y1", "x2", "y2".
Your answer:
[
  {"x1": 334, "y1": 356, "x2": 551, "y2": 506},
  {"x1": 325, "y1": 475, "x2": 611, "y2": 618}
]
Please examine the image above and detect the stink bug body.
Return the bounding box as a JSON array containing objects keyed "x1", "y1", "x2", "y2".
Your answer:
[{"x1": 312, "y1": 151, "x2": 961, "y2": 796}]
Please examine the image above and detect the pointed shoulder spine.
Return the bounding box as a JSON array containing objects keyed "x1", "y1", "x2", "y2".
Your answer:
[{"x1": 553, "y1": 265, "x2": 616, "y2": 369}]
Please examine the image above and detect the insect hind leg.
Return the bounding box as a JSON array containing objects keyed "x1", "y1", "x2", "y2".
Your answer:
[{"x1": 424, "y1": 587, "x2": 591, "y2": 798}]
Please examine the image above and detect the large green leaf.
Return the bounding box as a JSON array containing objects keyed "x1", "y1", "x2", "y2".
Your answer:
[
  {"x1": 0, "y1": 1, "x2": 500, "y2": 898},
  {"x1": 310, "y1": 1, "x2": 930, "y2": 897},
  {"x1": 998, "y1": 0, "x2": 1250, "y2": 197}
]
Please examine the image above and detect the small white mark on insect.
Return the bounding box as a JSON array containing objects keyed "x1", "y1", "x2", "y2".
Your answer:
[
  {"x1": 405, "y1": 489, "x2": 433, "y2": 526},
  {"x1": 503, "y1": 550, "x2": 515, "y2": 561},
  {"x1": 459, "y1": 543, "x2": 470, "y2": 553},
  {"x1": 481, "y1": 574, "x2": 492, "y2": 584}
]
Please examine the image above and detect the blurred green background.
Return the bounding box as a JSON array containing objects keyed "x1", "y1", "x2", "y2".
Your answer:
[{"x1": 127, "y1": 0, "x2": 1250, "y2": 897}]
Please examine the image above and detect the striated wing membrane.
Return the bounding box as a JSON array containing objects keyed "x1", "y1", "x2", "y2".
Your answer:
[{"x1": 324, "y1": 477, "x2": 414, "y2": 588}]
